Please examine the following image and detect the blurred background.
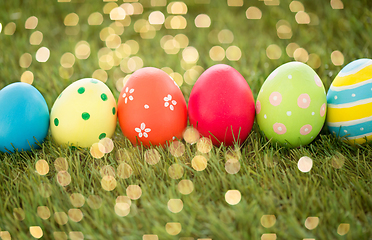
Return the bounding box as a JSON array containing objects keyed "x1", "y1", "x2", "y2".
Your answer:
[{"x1": 1, "y1": 0, "x2": 372, "y2": 106}]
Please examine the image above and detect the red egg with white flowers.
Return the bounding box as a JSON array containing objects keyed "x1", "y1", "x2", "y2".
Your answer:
[
  {"x1": 117, "y1": 67, "x2": 187, "y2": 147},
  {"x1": 188, "y1": 64, "x2": 255, "y2": 146}
]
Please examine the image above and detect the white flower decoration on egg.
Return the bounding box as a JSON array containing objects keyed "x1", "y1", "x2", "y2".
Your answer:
[
  {"x1": 135, "y1": 123, "x2": 151, "y2": 138},
  {"x1": 122, "y1": 87, "x2": 134, "y2": 104},
  {"x1": 164, "y1": 94, "x2": 177, "y2": 111}
]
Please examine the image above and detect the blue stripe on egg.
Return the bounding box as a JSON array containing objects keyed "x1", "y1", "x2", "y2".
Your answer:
[
  {"x1": 327, "y1": 80, "x2": 372, "y2": 105},
  {"x1": 328, "y1": 119, "x2": 372, "y2": 138},
  {"x1": 338, "y1": 58, "x2": 372, "y2": 77}
]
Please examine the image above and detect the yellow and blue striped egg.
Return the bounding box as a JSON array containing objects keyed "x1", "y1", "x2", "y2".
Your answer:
[{"x1": 327, "y1": 58, "x2": 372, "y2": 145}]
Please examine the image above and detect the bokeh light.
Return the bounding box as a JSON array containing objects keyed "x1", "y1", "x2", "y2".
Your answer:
[
  {"x1": 101, "y1": 176, "x2": 117, "y2": 191},
  {"x1": 37, "y1": 206, "x2": 51, "y2": 220},
  {"x1": 144, "y1": 149, "x2": 161, "y2": 165},
  {"x1": 298, "y1": 156, "x2": 313, "y2": 172},
  {"x1": 25, "y1": 16, "x2": 38, "y2": 29},
  {"x1": 289, "y1": 1, "x2": 304, "y2": 12},
  {"x1": 266, "y1": 44, "x2": 282, "y2": 60},
  {"x1": 60, "y1": 52, "x2": 75, "y2": 68},
  {"x1": 75, "y1": 41, "x2": 91, "y2": 59},
  {"x1": 19, "y1": 53, "x2": 32, "y2": 68},
  {"x1": 167, "y1": 2, "x2": 187, "y2": 14},
  {"x1": 331, "y1": 50, "x2": 344, "y2": 66},
  {"x1": 264, "y1": 0, "x2": 279, "y2": 6},
  {"x1": 99, "y1": 137, "x2": 114, "y2": 153},
  {"x1": 64, "y1": 13, "x2": 79, "y2": 26},
  {"x1": 35, "y1": 47, "x2": 50, "y2": 62},
  {"x1": 286, "y1": 42, "x2": 300, "y2": 58},
  {"x1": 88, "y1": 12, "x2": 103, "y2": 25},
  {"x1": 209, "y1": 46, "x2": 225, "y2": 61},
  {"x1": 304, "y1": 217, "x2": 319, "y2": 230},
  {"x1": 178, "y1": 179, "x2": 194, "y2": 195},
  {"x1": 29, "y1": 226, "x2": 43, "y2": 239},
  {"x1": 228, "y1": 0, "x2": 243, "y2": 7},
  {"x1": 307, "y1": 53, "x2": 321, "y2": 69},
  {"x1": 169, "y1": 141, "x2": 185, "y2": 157},
  {"x1": 127, "y1": 185, "x2": 142, "y2": 200},
  {"x1": 225, "y1": 190, "x2": 241, "y2": 205},
  {"x1": 53, "y1": 232, "x2": 67, "y2": 240},
  {"x1": 331, "y1": 152, "x2": 346, "y2": 169},
  {"x1": 293, "y1": 48, "x2": 309, "y2": 62},
  {"x1": 295, "y1": 11, "x2": 310, "y2": 24},
  {"x1": 192, "y1": 155, "x2": 208, "y2": 171},
  {"x1": 182, "y1": 46, "x2": 199, "y2": 63},
  {"x1": 226, "y1": 46, "x2": 242, "y2": 61},
  {"x1": 30, "y1": 31, "x2": 43, "y2": 45},
  {"x1": 115, "y1": 202, "x2": 130, "y2": 217},
  {"x1": 261, "y1": 215, "x2": 276, "y2": 228},
  {"x1": 117, "y1": 162, "x2": 133, "y2": 179},
  {"x1": 337, "y1": 223, "x2": 350, "y2": 235},
  {"x1": 69, "y1": 232, "x2": 84, "y2": 240},
  {"x1": 68, "y1": 209, "x2": 84, "y2": 222},
  {"x1": 195, "y1": 14, "x2": 211, "y2": 28},
  {"x1": 4, "y1": 22, "x2": 16, "y2": 35},
  {"x1": 56, "y1": 171, "x2": 71, "y2": 187},
  {"x1": 90, "y1": 142, "x2": 105, "y2": 159},
  {"x1": 13, "y1": 208, "x2": 25, "y2": 221},
  {"x1": 261, "y1": 233, "x2": 277, "y2": 240},
  {"x1": 168, "y1": 164, "x2": 184, "y2": 179},
  {"x1": 218, "y1": 29, "x2": 234, "y2": 44},
  {"x1": 35, "y1": 159, "x2": 49, "y2": 175},
  {"x1": 168, "y1": 199, "x2": 183, "y2": 213},
  {"x1": 100, "y1": 165, "x2": 115, "y2": 178},
  {"x1": 55, "y1": 157, "x2": 68, "y2": 172},
  {"x1": 165, "y1": 222, "x2": 182, "y2": 235},
  {"x1": 276, "y1": 20, "x2": 292, "y2": 39},
  {"x1": 149, "y1": 11, "x2": 165, "y2": 25},
  {"x1": 331, "y1": 0, "x2": 344, "y2": 9},
  {"x1": 54, "y1": 212, "x2": 68, "y2": 225},
  {"x1": 70, "y1": 193, "x2": 85, "y2": 208},
  {"x1": 197, "y1": 137, "x2": 213, "y2": 153},
  {"x1": 246, "y1": 7, "x2": 262, "y2": 19},
  {"x1": 225, "y1": 158, "x2": 240, "y2": 174},
  {"x1": 143, "y1": 235, "x2": 158, "y2": 240}
]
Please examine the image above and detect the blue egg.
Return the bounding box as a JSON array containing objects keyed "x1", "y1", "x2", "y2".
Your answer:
[{"x1": 0, "y1": 82, "x2": 50, "y2": 152}]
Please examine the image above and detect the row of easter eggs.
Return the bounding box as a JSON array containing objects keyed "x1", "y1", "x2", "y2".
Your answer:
[{"x1": 1, "y1": 59, "x2": 371, "y2": 153}]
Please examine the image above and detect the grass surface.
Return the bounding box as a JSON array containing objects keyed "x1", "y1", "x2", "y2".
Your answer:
[{"x1": 1, "y1": 0, "x2": 372, "y2": 239}]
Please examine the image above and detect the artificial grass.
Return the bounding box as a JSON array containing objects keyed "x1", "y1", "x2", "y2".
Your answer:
[{"x1": 1, "y1": 0, "x2": 372, "y2": 239}]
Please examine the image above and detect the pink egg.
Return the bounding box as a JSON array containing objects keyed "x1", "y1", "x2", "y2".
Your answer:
[{"x1": 188, "y1": 64, "x2": 255, "y2": 146}]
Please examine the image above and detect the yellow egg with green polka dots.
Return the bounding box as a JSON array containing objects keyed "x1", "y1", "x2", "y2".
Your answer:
[{"x1": 50, "y1": 78, "x2": 117, "y2": 148}]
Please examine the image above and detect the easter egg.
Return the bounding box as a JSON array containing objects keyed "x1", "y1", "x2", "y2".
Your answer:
[
  {"x1": 256, "y1": 62, "x2": 327, "y2": 148},
  {"x1": 50, "y1": 78, "x2": 117, "y2": 148},
  {"x1": 327, "y1": 59, "x2": 372, "y2": 145},
  {"x1": 0, "y1": 82, "x2": 49, "y2": 152},
  {"x1": 188, "y1": 64, "x2": 256, "y2": 146},
  {"x1": 117, "y1": 67, "x2": 187, "y2": 147}
]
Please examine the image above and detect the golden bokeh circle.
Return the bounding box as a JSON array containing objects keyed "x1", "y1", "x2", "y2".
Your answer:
[
  {"x1": 337, "y1": 223, "x2": 350, "y2": 236},
  {"x1": 167, "y1": 199, "x2": 183, "y2": 213},
  {"x1": 225, "y1": 190, "x2": 241, "y2": 205},
  {"x1": 168, "y1": 164, "x2": 184, "y2": 179},
  {"x1": 144, "y1": 149, "x2": 161, "y2": 165},
  {"x1": 35, "y1": 159, "x2": 49, "y2": 175},
  {"x1": 298, "y1": 156, "x2": 313, "y2": 172},
  {"x1": 68, "y1": 209, "x2": 83, "y2": 222},
  {"x1": 90, "y1": 143, "x2": 105, "y2": 159},
  {"x1": 56, "y1": 171, "x2": 71, "y2": 187},
  {"x1": 20, "y1": 70, "x2": 34, "y2": 84},
  {"x1": 225, "y1": 158, "x2": 241, "y2": 174},
  {"x1": 304, "y1": 216, "x2": 319, "y2": 230},
  {"x1": 183, "y1": 127, "x2": 200, "y2": 144},
  {"x1": 70, "y1": 193, "x2": 85, "y2": 208},
  {"x1": 54, "y1": 212, "x2": 68, "y2": 225},
  {"x1": 54, "y1": 157, "x2": 68, "y2": 172},
  {"x1": 117, "y1": 163, "x2": 133, "y2": 179},
  {"x1": 116, "y1": 196, "x2": 132, "y2": 206},
  {"x1": 37, "y1": 206, "x2": 51, "y2": 220},
  {"x1": 25, "y1": 16, "x2": 38, "y2": 29},
  {"x1": 261, "y1": 215, "x2": 276, "y2": 228},
  {"x1": 197, "y1": 137, "x2": 213, "y2": 153},
  {"x1": 169, "y1": 141, "x2": 185, "y2": 157},
  {"x1": 100, "y1": 165, "x2": 115, "y2": 177},
  {"x1": 177, "y1": 180, "x2": 194, "y2": 195},
  {"x1": 101, "y1": 175, "x2": 117, "y2": 191},
  {"x1": 13, "y1": 208, "x2": 25, "y2": 221},
  {"x1": 115, "y1": 202, "x2": 130, "y2": 217},
  {"x1": 29, "y1": 226, "x2": 43, "y2": 239},
  {"x1": 191, "y1": 155, "x2": 208, "y2": 171},
  {"x1": 165, "y1": 222, "x2": 182, "y2": 235},
  {"x1": 99, "y1": 138, "x2": 114, "y2": 153},
  {"x1": 126, "y1": 185, "x2": 142, "y2": 200},
  {"x1": 331, "y1": 50, "x2": 344, "y2": 66},
  {"x1": 19, "y1": 53, "x2": 32, "y2": 68}
]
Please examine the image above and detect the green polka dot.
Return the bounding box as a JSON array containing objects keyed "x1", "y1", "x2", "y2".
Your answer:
[
  {"x1": 90, "y1": 79, "x2": 98, "y2": 84},
  {"x1": 54, "y1": 118, "x2": 59, "y2": 126},
  {"x1": 99, "y1": 133, "x2": 106, "y2": 140},
  {"x1": 78, "y1": 87, "x2": 85, "y2": 94},
  {"x1": 82, "y1": 112, "x2": 90, "y2": 120},
  {"x1": 101, "y1": 93, "x2": 108, "y2": 101},
  {"x1": 112, "y1": 107, "x2": 116, "y2": 115}
]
